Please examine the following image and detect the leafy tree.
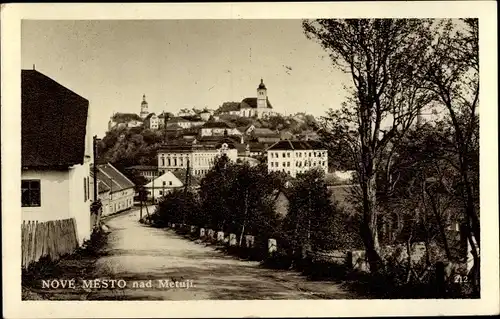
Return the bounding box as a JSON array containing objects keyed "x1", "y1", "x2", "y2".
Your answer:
[
  {"x1": 282, "y1": 168, "x2": 340, "y2": 258},
  {"x1": 303, "y1": 19, "x2": 435, "y2": 273}
]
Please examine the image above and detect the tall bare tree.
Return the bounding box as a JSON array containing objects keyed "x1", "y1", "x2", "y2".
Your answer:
[
  {"x1": 422, "y1": 18, "x2": 480, "y2": 289},
  {"x1": 303, "y1": 19, "x2": 435, "y2": 272}
]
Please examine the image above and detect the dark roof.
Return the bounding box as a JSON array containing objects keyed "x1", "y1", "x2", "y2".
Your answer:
[
  {"x1": 217, "y1": 102, "x2": 241, "y2": 113},
  {"x1": 202, "y1": 120, "x2": 234, "y2": 129},
  {"x1": 126, "y1": 165, "x2": 158, "y2": 171},
  {"x1": 240, "y1": 97, "x2": 273, "y2": 109},
  {"x1": 258, "y1": 79, "x2": 267, "y2": 90},
  {"x1": 97, "y1": 180, "x2": 111, "y2": 194},
  {"x1": 144, "y1": 113, "x2": 156, "y2": 121},
  {"x1": 267, "y1": 140, "x2": 325, "y2": 151},
  {"x1": 171, "y1": 169, "x2": 201, "y2": 188},
  {"x1": 22, "y1": 70, "x2": 89, "y2": 167},
  {"x1": 97, "y1": 163, "x2": 135, "y2": 191}
]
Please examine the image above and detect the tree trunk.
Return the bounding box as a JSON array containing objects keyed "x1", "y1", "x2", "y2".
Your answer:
[
  {"x1": 361, "y1": 172, "x2": 382, "y2": 273},
  {"x1": 239, "y1": 191, "x2": 249, "y2": 247}
]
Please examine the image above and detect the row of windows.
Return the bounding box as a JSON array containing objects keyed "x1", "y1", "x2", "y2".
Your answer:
[
  {"x1": 160, "y1": 155, "x2": 216, "y2": 167},
  {"x1": 269, "y1": 161, "x2": 327, "y2": 168},
  {"x1": 269, "y1": 151, "x2": 327, "y2": 159}
]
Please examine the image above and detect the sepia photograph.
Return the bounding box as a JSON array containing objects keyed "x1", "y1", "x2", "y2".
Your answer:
[{"x1": 1, "y1": 2, "x2": 498, "y2": 318}]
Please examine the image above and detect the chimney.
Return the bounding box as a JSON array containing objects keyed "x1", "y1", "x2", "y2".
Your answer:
[{"x1": 32, "y1": 64, "x2": 36, "y2": 70}]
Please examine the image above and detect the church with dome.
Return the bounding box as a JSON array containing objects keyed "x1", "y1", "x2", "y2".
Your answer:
[{"x1": 219, "y1": 79, "x2": 276, "y2": 119}]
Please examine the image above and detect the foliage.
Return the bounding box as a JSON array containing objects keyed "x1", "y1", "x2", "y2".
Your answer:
[
  {"x1": 150, "y1": 189, "x2": 202, "y2": 228},
  {"x1": 303, "y1": 18, "x2": 439, "y2": 273},
  {"x1": 281, "y1": 168, "x2": 361, "y2": 254},
  {"x1": 97, "y1": 126, "x2": 165, "y2": 168}
]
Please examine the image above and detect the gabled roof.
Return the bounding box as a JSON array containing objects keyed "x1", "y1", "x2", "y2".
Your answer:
[
  {"x1": 171, "y1": 169, "x2": 201, "y2": 188},
  {"x1": 267, "y1": 140, "x2": 325, "y2": 151},
  {"x1": 240, "y1": 97, "x2": 273, "y2": 109},
  {"x1": 22, "y1": 69, "x2": 89, "y2": 167},
  {"x1": 97, "y1": 163, "x2": 135, "y2": 191},
  {"x1": 144, "y1": 171, "x2": 183, "y2": 188},
  {"x1": 144, "y1": 113, "x2": 157, "y2": 121}
]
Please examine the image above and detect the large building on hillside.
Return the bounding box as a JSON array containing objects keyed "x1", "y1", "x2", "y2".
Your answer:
[
  {"x1": 219, "y1": 79, "x2": 275, "y2": 119},
  {"x1": 267, "y1": 140, "x2": 328, "y2": 177},
  {"x1": 157, "y1": 138, "x2": 238, "y2": 177},
  {"x1": 21, "y1": 69, "x2": 93, "y2": 245}
]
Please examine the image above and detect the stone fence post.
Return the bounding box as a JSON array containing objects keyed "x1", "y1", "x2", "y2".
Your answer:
[
  {"x1": 268, "y1": 238, "x2": 277, "y2": 255},
  {"x1": 200, "y1": 228, "x2": 206, "y2": 239}
]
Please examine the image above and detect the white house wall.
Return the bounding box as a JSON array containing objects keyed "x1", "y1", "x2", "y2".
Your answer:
[
  {"x1": 68, "y1": 163, "x2": 92, "y2": 245},
  {"x1": 21, "y1": 169, "x2": 71, "y2": 222}
]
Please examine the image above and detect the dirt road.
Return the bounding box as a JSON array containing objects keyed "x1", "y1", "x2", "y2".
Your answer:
[{"x1": 26, "y1": 208, "x2": 358, "y2": 300}]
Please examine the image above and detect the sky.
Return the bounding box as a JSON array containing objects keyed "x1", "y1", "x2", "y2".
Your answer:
[{"x1": 21, "y1": 20, "x2": 351, "y2": 137}]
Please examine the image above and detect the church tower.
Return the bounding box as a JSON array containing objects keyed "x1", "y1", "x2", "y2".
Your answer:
[
  {"x1": 140, "y1": 94, "x2": 149, "y2": 119},
  {"x1": 257, "y1": 79, "x2": 267, "y2": 108}
]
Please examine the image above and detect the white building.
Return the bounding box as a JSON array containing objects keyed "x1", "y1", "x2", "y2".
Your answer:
[
  {"x1": 21, "y1": 69, "x2": 93, "y2": 245},
  {"x1": 144, "y1": 112, "x2": 159, "y2": 130},
  {"x1": 91, "y1": 163, "x2": 135, "y2": 216},
  {"x1": 157, "y1": 139, "x2": 238, "y2": 178},
  {"x1": 200, "y1": 120, "x2": 242, "y2": 137},
  {"x1": 219, "y1": 79, "x2": 275, "y2": 119},
  {"x1": 267, "y1": 140, "x2": 328, "y2": 178},
  {"x1": 143, "y1": 171, "x2": 184, "y2": 202}
]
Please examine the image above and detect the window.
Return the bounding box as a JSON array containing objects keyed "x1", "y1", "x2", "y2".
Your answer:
[
  {"x1": 309, "y1": 152, "x2": 312, "y2": 157},
  {"x1": 174, "y1": 158, "x2": 177, "y2": 166},
  {"x1": 169, "y1": 181, "x2": 172, "y2": 186},
  {"x1": 159, "y1": 191, "x2": 163, "y2": 195},
  {"x1": 282, "y1": 153, "x2": 285, "y2": 158},
  {"x1": 83, "y1": 178, "x2": 87, "y2": 201},
  {"x1": 22, "y1": 180, "x2": 41, "y2": 207},
  {"x1": 161, "y1": 158, "x2": 165, "y2": 166},
  {"x1": 287, "y1": 162, "x2": 290, "y2": 167},
  {"x1": 282, "y1": 162, "x2": 285, "y2": 167},
  {"x1": 163, "y1": 181, "x2": 166, "y2": 186},
  {"x1": 87, "y1": 177, "x2": 90, "y2": 200}
]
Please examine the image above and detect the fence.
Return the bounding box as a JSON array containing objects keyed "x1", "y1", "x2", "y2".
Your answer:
[{"x1": 21, "y1": 218, "x2": 79, "y2": 269}]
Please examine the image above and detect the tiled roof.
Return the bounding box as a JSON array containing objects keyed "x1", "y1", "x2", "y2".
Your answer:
[
  {"x1": 267, "y1": 140, "x2": 325, "y2": 151},
  {"x1": 171, "y1": 169, "x2": 201, "y2": 188},
  {"x1": 22, "y1": 70, "x2": 89, "y2": 167},
  {"x1": 126, "y1": 165, "x2": 158, "y2": 171},
  {"x1": 97, "y1": 163, "x2": 135, "y2": 191}
]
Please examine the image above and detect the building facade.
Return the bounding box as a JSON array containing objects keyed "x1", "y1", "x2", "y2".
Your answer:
[
  {"x1": 21, "y1": 69, "x2": 93, "y2": 245},
  {"x1": 267, "y1": 140, "x2": 328, "y2": 177},
  {"x1": 143, "y1": 171, "x2": 184, "y2": 202},
  {"x1": 144, "y1": 113, "x2": 159, "y2": 130},
  {"x1": 157, "y1": 140, "x2": 238, "y2": 178},
  {"x1": 91, "y1": 163, "x2": 135, "y2": 216}
]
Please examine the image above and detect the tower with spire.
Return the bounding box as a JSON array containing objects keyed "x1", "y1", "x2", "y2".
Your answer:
[
  {"x1": 257, "y1": 79, "x2": 267, "y2": 109},
  {"x1": 140, "y1": 94, "x2": 149, "y2": 119}
]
